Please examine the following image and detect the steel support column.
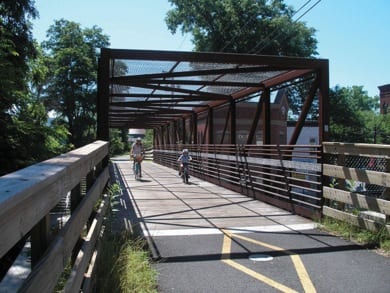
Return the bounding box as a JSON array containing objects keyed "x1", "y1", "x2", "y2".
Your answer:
[
  {"x1": 230, "y1": 100, "x2": 236, "y2": 144},
  {"x1": 192, "y1": 113, "x2": 198, "y2": 144},
  {"x1": 208, "y1": 108, "x2": 214, "y2": 144},
  {"x1": 97, "y1": 49, "x2": 110, "y2": 141},
  {"x1": 262, "y1": 88, "x2": 271, "y2": 144},
  {"x1": 247, "y1": 91, "x2": 264, "y2": 144},
  {"x1": 288, "y1": 76, "x2": 319, "y2": 145},
  {"x1": 318, "y1": 63, "x2": 330, "y2": 143}
]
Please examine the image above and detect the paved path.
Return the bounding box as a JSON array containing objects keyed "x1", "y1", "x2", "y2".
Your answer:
[{"x1": 111, "y1": 157, "x2": 390, "y2": 293}]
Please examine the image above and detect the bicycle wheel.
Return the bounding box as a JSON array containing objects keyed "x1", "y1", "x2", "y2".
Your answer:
[{"x1": 134, "y1": 162, "x2": 140, "y2": 180}]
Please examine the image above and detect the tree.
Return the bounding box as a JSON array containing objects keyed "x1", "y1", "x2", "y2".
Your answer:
[
  {"x1": 328, "y1": 85, "x2": 380, "y2": 143},
  {"x1": 165, "y1": 0, "x2": 319, "y2": 125},
  {"x1": 42, "y1": 19, "x2": 110, "y2": 147},
  {"x1": 0, "y1": 0, "x2": 41, "y2": 175},
  {"x1": 165, "y1": 0, "x2": 317, "y2": 56}
]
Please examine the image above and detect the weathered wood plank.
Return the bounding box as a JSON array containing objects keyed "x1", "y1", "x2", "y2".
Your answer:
[
  {"x1": 19, "y1": 168, "x2": 109, "y2": 293},
  {"x1": 323, "y1": 164, "x2": 390, "y2": 187},
  {"x1": 0, "y1": 141, "x2": 108, "y2": 258},
  {"x1": 323, "y1": 142, "x2": 390, "y2": 157},
  {"x1": 64, "y1": 194, "x2": 109, "y2": 293},
  {"x1": 323, "y1": 186, "x2": 390, "y2": 215},
  {"x1": 322, "y1": 206, "x2": 390, "y2": 233}
]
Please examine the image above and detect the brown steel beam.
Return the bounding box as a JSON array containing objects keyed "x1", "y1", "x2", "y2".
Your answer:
[
  {"x1": 208, "y1": 108, "x2": 214, "y2": 144},
  {"x1": 114, "y1": 78, "x2": 268, "y2": 88},
  {"x1": 262, "y1": 88, "x2": 271, "y2": 144},
  {"x1": 110, "y1": 66, "x2": 290, "y2": 81},
  {"x1": 262, "y1": 69, "x2": 314, "y2": 89},
  {"x1": 246, "y1": 90, "x2": 265, "y2": 144},
  {"x1": 288, "y1": 75, "x2": 320, "y2": 145},
  {"x1": 104, "y1": 48, "x2": 328, "y2": 69},
  {"x1": 97, "y1": 50, "x2": 110, "y2": 141},
  {"x1": 117, "y1": 82, "x2": 230, "y2": 100},
  {"x1": 109, "y1": 93, "x2": 229, "y2": 100},
  {"x1": 318, "y1": 63, "x2": 330, "y2": 143}
]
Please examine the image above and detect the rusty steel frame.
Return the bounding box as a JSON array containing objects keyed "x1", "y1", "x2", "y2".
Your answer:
[{"x1": 97, "y1": 48, "x2": 329, "y2": 145}]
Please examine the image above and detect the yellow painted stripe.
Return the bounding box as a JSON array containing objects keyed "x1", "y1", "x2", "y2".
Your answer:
[
  {"x1": 290, "y1": 255, "x2": 316, "y2": 293},
  {"x1": 222, "y1": 258, "x2": 299, "y2": 293},
  {"x1": 221, "y1": 230, "x2": 231, "y2": 260},
  {"x1": 221, "y1": 230, "x2": 316, "y2": 293}
]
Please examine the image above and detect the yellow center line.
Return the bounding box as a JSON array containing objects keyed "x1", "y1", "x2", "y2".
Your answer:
[
  {"x1": 221, "y1": 229, "x2": 316, "y2": 293},
  {"x1": 221, "y1": 229, "x2": 231, "y2": 259},
  {"x1": 289, "y1": 255, "x2": 316, "y2": 293},
  {"x1": 222, "y1": 258, "x2": 299, "y2": 293}
]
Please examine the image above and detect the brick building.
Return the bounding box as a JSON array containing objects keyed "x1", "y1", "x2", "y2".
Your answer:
[{"x1": 378, "y1": 84, "x2": 390, "y2": 114}]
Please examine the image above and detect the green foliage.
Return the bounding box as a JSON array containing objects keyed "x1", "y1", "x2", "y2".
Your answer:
[
  {"x1": 321, "y1": 216, "x2": 390, "y2": 254},
  {"x1": 166, "y1": 0, "x2": 317, "y2": 56},
  {"x1": 96, "y1": 233, "x2": 157, "y2": 293},
  {"x1": 143, "y1": 129, "x2": 154, "y2": 149},
  {"x1": 328, "y1": 85, "x2": 386, "y2": 143},
  {"x1": 96, "y1": 183, "x2": 158, "y2": 293},
  {"x1": 41, "y1": 19, "x2": 110, "y2": 148},
  {"x1": 0, "y1": 1, "x2": 72, "y2": 175},
  {"x1": 109, "y1": 129, "x2": 128, "y2": 156}
]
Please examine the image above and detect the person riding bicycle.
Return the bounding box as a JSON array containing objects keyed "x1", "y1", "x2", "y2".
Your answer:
[
  {"x1": 130, "y1": 137, "x2": 145, "y2": 177},
  {"x1": 177, "y1": 149, "x2": 192, "y2": 176}
]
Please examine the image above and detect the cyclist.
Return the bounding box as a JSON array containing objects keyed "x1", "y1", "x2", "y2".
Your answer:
[
  {"x1": 177, "y1": 149, "x2": 192, "y2": 177},
  {"x1": 130, "y1": 137, "x2": 145, "y2": 177}
]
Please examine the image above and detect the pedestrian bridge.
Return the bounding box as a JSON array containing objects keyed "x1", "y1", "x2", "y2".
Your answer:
[
  {"x1": 1, "y1": 140, "x2": 389, "y2": 292},
  {"x1": 1, "y1": 49, "x2": 389, "y2": 291}
]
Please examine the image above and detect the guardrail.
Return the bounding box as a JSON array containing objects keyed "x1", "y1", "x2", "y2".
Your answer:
[
  {"x1": 154, "y1": 144, "x2": 322, "y2": 219},
  {"x1": 0, "y1": 141, "x2": 110, "y2": 292},
  {"x1": 322, "y1": 142, "x2": 390, "y2": 233}
]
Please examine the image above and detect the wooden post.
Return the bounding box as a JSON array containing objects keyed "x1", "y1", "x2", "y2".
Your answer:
[{"x1": 31, "y1": 215, "x2": 50, "y2": 268}]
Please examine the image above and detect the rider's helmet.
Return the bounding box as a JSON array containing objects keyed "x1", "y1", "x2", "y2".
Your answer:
[
  {"x1": 136, "y1": 137, "x2": 142, "y2": 143},
  {"x1": 182, "y1": 149, "x2": 189, "y2": 154}
]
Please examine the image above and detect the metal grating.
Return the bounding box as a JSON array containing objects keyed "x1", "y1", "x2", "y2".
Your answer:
[{"x1": 99, "y1": 49, "x2": 328, "y2": 129}]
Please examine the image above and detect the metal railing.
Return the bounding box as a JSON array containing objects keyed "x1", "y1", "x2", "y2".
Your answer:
[
  {"x1": 154, "y1": 144, "x2": 323, "y2": 219},
  {"x1": 0, "y1": 141, "x2": 109, "y2": 292}
]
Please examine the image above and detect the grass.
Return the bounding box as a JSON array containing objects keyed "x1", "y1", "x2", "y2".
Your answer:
[
  {"x1": 95, "y1": 183, "x2": 158, "y2": 293},
  {"x1": 319, "y1": 216, "x2": 390, "y2": 256},
  {"x1": 95, "y1": 233, "x2": 157, "y2": 293}
]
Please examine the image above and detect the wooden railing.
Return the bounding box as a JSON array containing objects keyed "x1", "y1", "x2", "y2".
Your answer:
[
  {"x1": 322, "y1": 142, "x2": 390, "y2": 233},
  {"x1": 0, "y1": 141, "x2": 110, "y2": 292},
  {"x1": 154, "y1": 144, "x2": 322, "y2": 219}
]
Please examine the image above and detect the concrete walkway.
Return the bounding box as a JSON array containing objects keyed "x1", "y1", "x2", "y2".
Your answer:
[{"x1": 111, "y1": 157, "x2": 390, "y2": 293}]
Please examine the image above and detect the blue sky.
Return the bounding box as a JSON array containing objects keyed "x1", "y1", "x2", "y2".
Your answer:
[{"x1": 32, "y1": 0, "x2": 390, "y2": 98}]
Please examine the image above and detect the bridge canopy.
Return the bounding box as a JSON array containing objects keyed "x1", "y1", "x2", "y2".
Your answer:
[{"x1": 97, "y1": 49, "x2": 329, "y2": 143}]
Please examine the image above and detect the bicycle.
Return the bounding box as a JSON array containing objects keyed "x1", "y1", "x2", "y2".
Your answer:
[
  {"x1": 181, "y1": 162, "x2": 189, "y2": 184},
  {"x1": 133, "y1": 154, "x2": 143, "y2": 180}
]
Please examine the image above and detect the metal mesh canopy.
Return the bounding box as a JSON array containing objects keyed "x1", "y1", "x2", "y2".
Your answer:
[{"x1": 98, "y1": 49, "x2": 328, "y2": 129}]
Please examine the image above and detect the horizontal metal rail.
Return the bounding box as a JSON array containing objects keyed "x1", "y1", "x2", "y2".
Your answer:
[{"x1": 154, "y1": 144, "x2": 322, "y2": 219}]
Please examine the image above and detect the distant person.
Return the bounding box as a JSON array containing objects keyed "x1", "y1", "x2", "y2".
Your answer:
[
  {"x1": 177, "y1": 149, "x2": 192, "y2": 176},
  {"x1": 130, "y1": 137, "x2": 145, "y2": 177}
]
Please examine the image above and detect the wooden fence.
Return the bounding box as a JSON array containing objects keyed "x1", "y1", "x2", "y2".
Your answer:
[
  {"x1": 154, "y1": 144, "x2": 322, "y2": 219},
  {"x1": 322, "y1": 142, "x2": 390, "y2": 233},
  {"x1": 0, "y1": 141, "x2": 109, "y2": 292}
]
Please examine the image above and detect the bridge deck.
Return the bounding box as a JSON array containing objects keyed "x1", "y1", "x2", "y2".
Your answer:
[
  {"x1": 111, "y1": 157, "x2": 316, "y2": 241},
  {"x1": 110, "y1": 157, "x2": 390, "y2": 293}
]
